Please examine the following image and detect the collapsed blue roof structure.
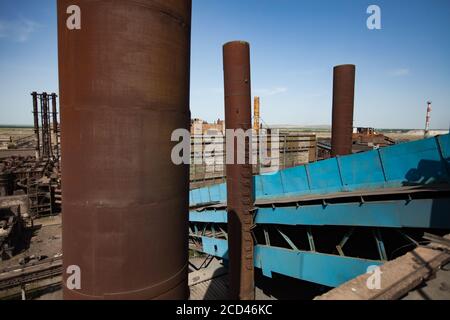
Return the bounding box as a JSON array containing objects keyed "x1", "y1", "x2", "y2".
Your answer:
[{"x1": 189, "y1": 135, "x2": 450, "y2": 287}]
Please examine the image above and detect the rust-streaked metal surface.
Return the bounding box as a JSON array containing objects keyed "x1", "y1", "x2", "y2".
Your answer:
[
  {"x1": 58, "y1": 0, "x2": 191, "y2": 300},
  {"x1": 31, "y1": 92, "x2": 40, "y2": 158},
  {"x1": 223, "y1": 41, "x2": 255, "y2": 300},
  {"x1": 331, "y1": 64, "x2": 356, "y2": 157}
]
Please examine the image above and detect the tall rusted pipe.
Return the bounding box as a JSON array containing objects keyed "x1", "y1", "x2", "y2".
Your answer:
[
  {"x1": 47, "y1": 94, "x2": 53, "y2": 157},
  {"x1": 41, "y1": 92, "x2": 51, "y2": 158},
  {"x1": 31, "y1": 92, "x2": 41, "y2": 158},
  {"x1": 51, "y1": 93, "x2": 58, "y2": 135},
  {"x1": 223, "y1": 41, "x2": 255, "y2": 300},
  {"x1": 58, "y1": 0, "x2": 191, "y2": 300},
  {"x1": 51, "y1": 93, "x2": 59, "y2": 160},
  {"x1": 331, "y1": 64, "x2": 356, "y2": 157}
]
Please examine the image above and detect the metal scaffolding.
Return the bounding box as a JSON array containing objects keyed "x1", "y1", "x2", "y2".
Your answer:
[{"x1": 31, "y1": 92, "x2": 59, "y2": 161}]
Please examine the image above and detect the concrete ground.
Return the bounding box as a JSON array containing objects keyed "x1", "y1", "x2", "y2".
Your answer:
[
  {"x1": 402, "y1": 262, "x2": 450, "y2": 300},
  {"x1": 2, "y1": 216, "x2": 449, "y2": 300},
  {"x1": 189, "y1": 258, "x2": 329, "y2": 300},
  {"x1": 1, "y1": 215, "x2": 62, "y2": 271},
  {"x1": 31, "y1": 263, "x2": 450, "y2": 300}
]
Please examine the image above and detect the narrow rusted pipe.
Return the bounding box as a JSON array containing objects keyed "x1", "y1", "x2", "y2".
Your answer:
[
  {"x1": 41, "y1": 92, "x2": 51, "y2": 158},
  {"x1": 223, "y1": 40, "x2": 255, "y2": 300},
  {"x1": 47, "y1": 94, "x2": 53, "y2": 157},
  {"x1": 31, "y1": 92, "x2": 41, "y2": 158},
  {"x1": 331, "y1": 64, "x2": 356, "y2": 157},
  {"x1": 51, "y1": 93, "x2": 58, "y2": 135},
  {"x1": 51, "y1": 93, "x2": 59, "y2": 160},
  {"x1": 58, "y1": 0, "x2": 191, "y2": 300}
]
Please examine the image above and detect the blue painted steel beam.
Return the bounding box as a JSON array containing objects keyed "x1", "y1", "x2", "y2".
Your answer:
[
  {"x1": 197, "y1": 236, "x2": 383, "y2": 288},
  {"x1": 190, "y1": 134, "x2": 450, "y2": 207},
  {"x1": 190, "y1": 198, "x2": 450, "y2": 229}
]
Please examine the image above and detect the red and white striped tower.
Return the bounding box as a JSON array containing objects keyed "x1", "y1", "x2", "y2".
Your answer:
[{"x1": 425, "y1": 101, "x2": 432, "y2": 137}]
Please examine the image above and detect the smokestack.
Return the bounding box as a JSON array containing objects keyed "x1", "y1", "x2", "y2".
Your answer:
[
  {"x1": 41, "y1": 92, "x2": 51, "y2": 158},
  {"x1": 51, "y1": 93, "x2": 59, "y2": 160},
  {"x1": 58, "y1": 0, "x2": 192, "y2": 300},
  {"x1": 425, "y1": 101, "x2": 432, "y2": 138},
  {"x1": 253, "y1": 96, "x2": 260, "y2": 133},
  {"x1": 223, "y1": 41, "x2": 255, "y2": 300},
  {"x1": 31, "y1": 92, "x2": 41, "y2": 158},
  {"x1": 51, "y1": 93, "x2": 58, "y2": 135},
  {"x1": 331, "y1": 64, "x2": 356, "y2": 157}
]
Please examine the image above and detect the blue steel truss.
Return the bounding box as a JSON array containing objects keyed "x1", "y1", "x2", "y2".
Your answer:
[
  {"x1": 188, "y1": 134, "x2": 450, "y2": 288},
  {"x1": 190, "y1": 198, "x2": 450, "y2": 229},
  {"x1": 197, "y1": 237, "x2": 383, "y2": 288}
]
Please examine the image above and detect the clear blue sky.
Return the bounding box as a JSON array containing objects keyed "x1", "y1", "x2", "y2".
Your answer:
[{"x1": 1, "y1": 0, "x2": 449, "y2": 129}]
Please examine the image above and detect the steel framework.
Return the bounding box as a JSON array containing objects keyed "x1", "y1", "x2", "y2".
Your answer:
[{"x1": 189, "y1": 134, "x2": 450, "y2": 287}]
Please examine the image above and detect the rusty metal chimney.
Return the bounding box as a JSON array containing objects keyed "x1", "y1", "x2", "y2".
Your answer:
[
  {"x1": 331, "y1": 64, "x2": 356, "y2": 157},
  {"x1": 41, "y1": 92, "x2": 51, "y2": 159},
  {"x1": 223, "y1": 41, "x2": 255, "y2": 300},
  {"x1": 31, "y1": 92, "x2": 41, "y2": 158},
  {"x1": 51, "y1": 93, "x2": 58, "y2": 136},
  {"x1": 51, "y1": 93, "x2": 59, "y2": 160},
  {"x1": 58, "y1": 0, "x2": 192, "y2": 300}
]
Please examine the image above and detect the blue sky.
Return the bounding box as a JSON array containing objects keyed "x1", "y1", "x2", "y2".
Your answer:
[{"x1": 0, "y1": 0, "x2": 449, "y2": 129}]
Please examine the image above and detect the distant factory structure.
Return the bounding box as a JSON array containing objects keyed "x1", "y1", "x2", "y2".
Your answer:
[
  {"x1": 190, "y1": 96, "x2": 262, "y2": 136},
  {"x1": 191, "y1": 118, "x2": 225, "y2": 135},
  {"x1": 189, "y1": 98, "x2": 317, "y2": 189}
]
